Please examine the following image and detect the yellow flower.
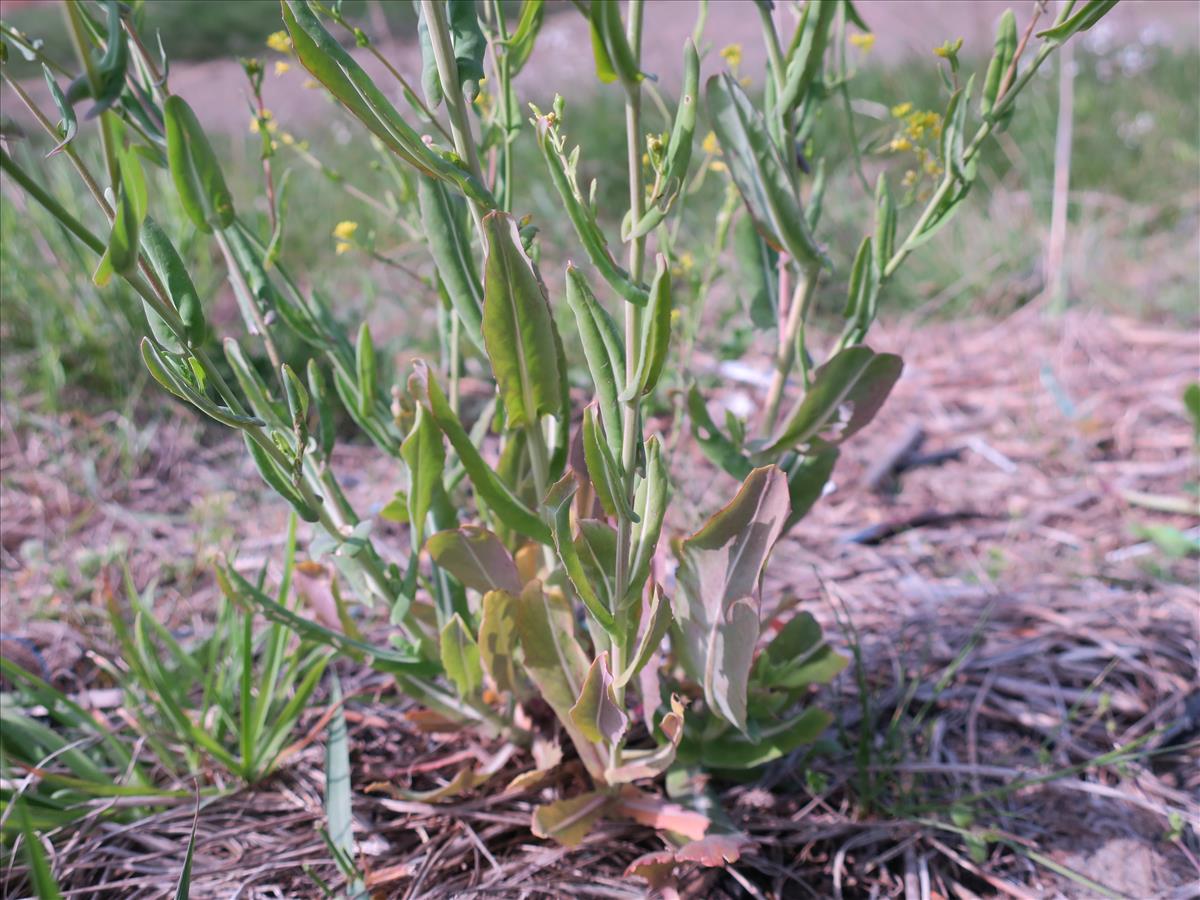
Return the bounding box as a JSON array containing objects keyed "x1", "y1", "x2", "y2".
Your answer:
[
  {"x1": 280, "y1": 131, "x2": 296, "y2": 146},
  {"x1": 335, "y1": 241, "x2": 352, "y2": 256},
  {"x1": 888, "y1": 136, "x2": 912, "y2": 153},
  {"x1": 720, "y1": 43, "x2": 742, "y2": 70},
  {"x1": 266, "y1": 31, "x2": 291, "y2": 54},
  {"x1": 303, "y1": 78, "x2": 320, "y2": 90},
  {"x1": 891, "y1": 102, "x2": 913, "y2": 119},
  {"x1": 933, "y1": 38, "x2": 963, "y2": 59},
  {"x1": 902, "y1": 169, "x2": 917, "y2": 188},
  {"x1": 678, "y1": 251, "x2": 695, "y2": 273},
  {"x1": 710, "y1": 159, "x2": 727, "y2": 172},
  {"x1": 332, "y1": 221, "x2": 359, "y2": 241},
  {"x1": 274, "y1": 60, "x2": 291, "y2": 76},
  {"x1": 702, "y1": 131, "x2": 720, "y2": 155},
  {"x1": 848, "y1": 33, "x2": 875, "y2": 52}
]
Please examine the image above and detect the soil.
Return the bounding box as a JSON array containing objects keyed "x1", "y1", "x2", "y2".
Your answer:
[{"x1": 3, "y1": 308, "x2": 1197, "y2": 898}]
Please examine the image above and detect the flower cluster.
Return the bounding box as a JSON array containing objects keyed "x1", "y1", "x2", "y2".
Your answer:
[
  {"x1": 886, "y1": 102, "x2": 944, "y2": 189},
  {"x1": 332, "y1": 220, "x2": 358, "y2": 255},
  {"x1": 266, "y1": 31, "x2": 292, "y2": 54}
]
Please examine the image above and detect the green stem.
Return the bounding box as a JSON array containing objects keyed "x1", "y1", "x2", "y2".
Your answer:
[
  {"x1": 613, "y1": 0, "x2": 646, "y2": 715},
  {"x1": 213, "y1": 229, "x2": 284, "y2": 376},
  {"x1": 0, "y1": 147, "x2": 104, "y2": 255},
  {"x1": 62, "y1": 0, "x2": 118, "y2": 190},
  {"x1": 421, "y1": 0, "x2": 487, "y2": 234},
  {"x1": 761, "y1": 266, "x2": 818, "y2": 434},
  {"x1": 490, "y1": 0, "x2": 515, "y2": 212}
]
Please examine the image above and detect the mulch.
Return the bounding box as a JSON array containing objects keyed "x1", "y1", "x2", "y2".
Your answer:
[{"x1": 1, "y1": 308, "x2": 1197, "y2": 898}]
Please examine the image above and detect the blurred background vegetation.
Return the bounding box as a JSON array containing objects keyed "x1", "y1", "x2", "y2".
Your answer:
[{"x1": 1, "y1": 0, "x2": 1196, "y2": 411}]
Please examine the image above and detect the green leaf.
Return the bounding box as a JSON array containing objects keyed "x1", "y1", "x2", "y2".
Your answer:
[
  {"x1": 706, "y1": 73, "x2": 824, "y2": 269},
  {"x1": 581, "y1": 405, "x2": 631, "y2": 520},
  {"x1": 478, "y1": 589, "x2": 521, "y2": 693},
  {"x1": 221, "y1": 567, "x2": 434, "y2": 675},
  {"x1": 754, "y1": 612, "x2": 848, "y2": 689},
  {"x1": 324, "y1": 675, "x2": 364, "y2": 897},
  {"x1": 623, "y1": 254, "x2": 672, "y2": 400},
  {"x1": 42, "y1": 64, "x2": 77, "y2": 157},
  {"x1": 175, "y1": 796, "x2": 199, "y2": 899},
  {"x1": 605, "y1": 694, "x2": 685, "y2": 782},
  {"x1": 416, "y1": 3, "x2": 443, "y2": 106},
  {"x1": 243, "y1": 433, "x2": 321, "y2": 523},
  {"x1": 139, "y1": 337, "x2": 265, "y2": 430},
  {"x1": 565, "y1": 265, "x2": 625, "y2": 460},
  {"x1": 426, "y1": 526, "x2": 522, "y2": 594},
  {"x1": 588, "y1": 0, "x2": 640, "y2": 86},
  {"x1": 1036, "y1": 0, "x2": 1119, "y2": 44},
  {"x1": 100, "y1": 176, "x2": 140, "y2": 280},
  {"x1": 164, "y1": 95, "x2": 234, "y2": 233},
  {"x1": 481, "y1": 211, "x2": 566, "y2": 429},
  {"x1": 1184, "y1": 383, "x2": 1200, "y2": 442},
  {"x1": 15, "y1": 798, "x2": 63, "y2": 900},
  {"x1": 781, "y1": 445, "x2": 839, "y2": 531},
  {"x1": 531, "y1": 792, "x2": 609, "y2": 847},
  {"x1": 777, "y1": 0, "x2": 836, "y2": 112},
  {"x1": 282, "y1": 0, "x2": 495, "y2": 207},
  {"x1": 575, "y1": 518, "x2": 619, "y2": 615},
  {"x1": 418, "y1": 177, "x2": 484, "y2": 352},
  {"x1": 734, "y1": 213, "x2": 778, "y2": 329},
  {"x1": 504, "y1": 0, "x2": 545, "y2": 75},
  {"x1": 402, "y1": 406, "x2": 444, "y2": 550},
  {"x1": 687, "y1": 385, "x2": 753, "y2": 480},
  {"x1": 616, "y1": 584, "x2": 672, "y2": 688},
  {"x1": 514, "y1": 581, "x2": 607, "y2": 778},
  {"x1": 624, "y1": 436, "x2": 669, "y2": 609},
  {"x1": 759, "y1": 346, "x2": 902, "y2": 456},
  {"x1": 569, "y1": 651, "x2": 628, "y2": 744},
  {"x1": 694, "y1": 706, "x2": 832, "y2": 769},
  {"x1": 673, "y1": 466, "x2": 791, "y2": 732},
  {"x1": 448, "y1": 0, "x2": 486, "y2": 100},
  {"x1": 142, "y1": 217, "x2": 206, "y2": 347},
  {"x1": 546, "y1": 476, "x2": 617, "y2": 632},
  {"x1": 440, "y1": 613, "x2": 483, "y2": 696},
  {"x1": 411, "y1": 362, "x2": 552, "y2": 544}
]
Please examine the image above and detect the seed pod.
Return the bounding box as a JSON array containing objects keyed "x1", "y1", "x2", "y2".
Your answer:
[
  {"x1": 622, "y1": 255, "x2": 672, "y2": 400},
  {"x1": 355, "y1": 321, "x2": 376, "y2": 420},
  {"x1": 282, "y1": 363, "x2": 309, "y2": 424},
  {"x1": 872, "y1": 174, "x2": 896, "y2": 273},
  {"x1": 142, "y1": 217, "x2": 206, "y2": 346},
  {"x1": 981, "y1": 10, "x2": 1017, "y2": 117},
  {"x1": 164, "y1": 94, "x2": 235, "y2": 232}
]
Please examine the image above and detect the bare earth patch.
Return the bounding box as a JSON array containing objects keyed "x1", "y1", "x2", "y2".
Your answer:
[{"x1": 1, "y1": 309, "x2": 1197, "y2": 897}]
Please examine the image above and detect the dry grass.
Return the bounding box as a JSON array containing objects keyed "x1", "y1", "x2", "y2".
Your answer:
[{"x1": 1, "y1": 308, "x2": 1197, "y2": 898}]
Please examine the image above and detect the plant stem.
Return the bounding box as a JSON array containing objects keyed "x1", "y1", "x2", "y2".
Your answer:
[
  {"x1": 421, "y1": 0, "x2": 487, "y2": 234},
  {"x1": 761, "y1": 266, "x2": 818, "y2": 434},
  {"x1": 62, "y1": 0, "x2": 118, "y2": 190},
  {"x1": 213, "y1": 229, "x2": 284, "y2": 375},
  {"x1": 489, "y1": 0, "x2": 516, "y2": 212},
  {"x1": 613, "y1": 0, "x2": 646, "y2": 714}
]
